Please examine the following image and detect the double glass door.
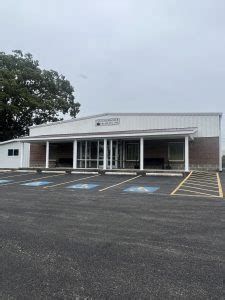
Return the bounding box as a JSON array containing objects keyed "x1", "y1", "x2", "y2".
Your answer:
[
  {"x1": 77, "y1": 139, "x2": 123, "y2": 169},
  {"x1": 107, "y1": 140, "x2": 122, "y2": 169}
]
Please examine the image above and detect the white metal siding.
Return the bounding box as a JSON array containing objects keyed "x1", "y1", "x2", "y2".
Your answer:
[
  {"x1": 29, "y1": 114, "x2": 220, "y2": 138},
  {"x1": 0, "y1": 142, "x2": 30, "y2": 168}
]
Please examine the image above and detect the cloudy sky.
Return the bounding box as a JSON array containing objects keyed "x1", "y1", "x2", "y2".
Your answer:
[{"x1": 0, "y1": 0, "x2": 225, "y2": 119}]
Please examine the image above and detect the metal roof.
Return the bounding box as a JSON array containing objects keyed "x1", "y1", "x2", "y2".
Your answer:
[{"x1": 29, "y1": 112, "x2": 222, "y2": 129}]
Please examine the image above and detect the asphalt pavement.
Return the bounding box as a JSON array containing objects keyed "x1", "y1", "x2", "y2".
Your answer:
[{"x1": 0, "y1": 172, "x2": 224, "y2": 299}]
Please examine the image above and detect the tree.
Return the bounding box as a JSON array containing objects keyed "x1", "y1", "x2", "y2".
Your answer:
[{"x1": 0, "y1": 50, "x2": 80, "y2": 141}]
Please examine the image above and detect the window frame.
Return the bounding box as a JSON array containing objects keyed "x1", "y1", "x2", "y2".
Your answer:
[
  {"x1": 168, "y1": 142, "x2": 184, "y2": 162},
  {"x1": 8, "y1": 149, "x2": 19, "y2": 157}
]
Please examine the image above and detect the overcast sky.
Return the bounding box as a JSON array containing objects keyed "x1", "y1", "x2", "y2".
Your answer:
[{"x1": 0, "y1": 0, "x2": 225, "y2": 119}]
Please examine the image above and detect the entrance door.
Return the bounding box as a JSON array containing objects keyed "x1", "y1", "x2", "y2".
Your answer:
[
  {"x1": 77, "y1": 139, "x2": 122, "y2": 169},
  {"x1": 107, "y1": 140, "x2": 119, "y2": 169}
]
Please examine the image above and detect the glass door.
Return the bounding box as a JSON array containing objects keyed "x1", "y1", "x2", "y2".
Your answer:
[{"x1": 107, "y1": 140, "x2": 119, "y2": 169}]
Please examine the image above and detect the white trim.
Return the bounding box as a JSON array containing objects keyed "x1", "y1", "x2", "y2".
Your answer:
[
  {"x1": 219, "y1": 114, "x2": 222, "y2": 171},
  {"x1": 85, "y1": 141, "x2": 87, "y2": 169},
  {"x1": 19, "y1": 129, "x2": 198, "y2": 143},
  {"x1": 20, "y1": 142, "x2": 24, "y2": 168},
  {"x1": 103, "y1": 138, "x2": 107, "y2": 170},
  {"x1": 185, "y1": 136, "x2": 189, "y2": 172},
  {"x1": 45, "y1": 141, "x2": 49, "y2": 168},
  {"x1": 140, "y1": 137, "x2": 144, "y2": 171},
  {"x1": 0, "y1": 138, "x2": 28, "y2": 145},
  {"x1": 110, "y1": 139, "x2": 113, "y2": 170},
  {"x1": 73, "y1": 140, "x2": 77, "y2": 169}
]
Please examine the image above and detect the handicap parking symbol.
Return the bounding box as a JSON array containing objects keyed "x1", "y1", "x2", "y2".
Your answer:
[
  {"x1": 0, "y1": 180, "x2": 13, "y2": 184},
  {"x1": 22, "y1": 181, "x2": 53, "y2": 187},
  {"x1": 67, "y1": 183, "x2": 99, "y2": 190},
  {"x1": 124, "y1": 186, "x2": 159, "y2": 193}
]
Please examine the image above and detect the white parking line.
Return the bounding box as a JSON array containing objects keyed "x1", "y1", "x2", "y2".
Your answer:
[{"x1": 99, "y1": 175, "x2": 142, "y2": 192}]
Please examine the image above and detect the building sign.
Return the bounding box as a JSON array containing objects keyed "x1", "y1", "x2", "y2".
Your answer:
[{"x1": 95, "y1": 118, "x2": 120, "y2": 127}]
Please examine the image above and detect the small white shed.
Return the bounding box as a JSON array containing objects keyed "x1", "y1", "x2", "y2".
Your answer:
[{"x1": 0, "y1": 140, "x2": 30, "y2": 169}]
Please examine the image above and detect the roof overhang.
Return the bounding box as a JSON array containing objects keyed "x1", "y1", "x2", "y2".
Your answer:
[{"x1": 16, "y1": 127, "x2": 198, "y2": 143}]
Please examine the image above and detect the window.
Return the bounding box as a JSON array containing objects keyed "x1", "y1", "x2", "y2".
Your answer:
[
  {"x1": 8, "y1": 149, "x2": 13, "y2": 156},
  {"x1": 14, "y1": 149, "x2": 19, "y2": 156},
  {"x1": 8, "y1": 149, "x2": 19, "y2": 156},
  {"x1": 168, "y1": 142, "x2": 184, "y2": 161},
  {"x1": 126, "y1": 143, "x2": 139, "y2": 161}
]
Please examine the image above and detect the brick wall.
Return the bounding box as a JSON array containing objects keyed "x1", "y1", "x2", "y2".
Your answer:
[
  {"x1": 189, "y1": 137, "x2": 219, "y2": 170},
  {"x1": 30, "y1": 143, "x2": 46, "y2": 167}
]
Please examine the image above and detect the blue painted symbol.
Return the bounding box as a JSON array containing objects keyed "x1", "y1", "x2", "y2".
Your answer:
[
  {"x1": 0, "y1": 180, "x2": 13, "y2": 184},
  {"x1": 67, "y1": 183, "x2": 99, "y2": 190},
  {"x1": 124, "y1": 186, "x2": 159, "y2": 193},
  {"x1": 22, "y1": 181, "x2": 52, "y2": 187}
]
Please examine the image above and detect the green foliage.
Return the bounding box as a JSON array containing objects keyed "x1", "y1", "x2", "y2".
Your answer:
[{"x1": 0, "y1": 50, "x2": 80, "y2": 141}]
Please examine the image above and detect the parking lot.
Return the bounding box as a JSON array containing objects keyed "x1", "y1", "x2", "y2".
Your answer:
[
  {"x1": 0, "y1": 170, "x2": 223, "y2": 197},
  {"x1": 0, "y1": 170, "x2": 225, "y2": 299},
  {"x1": 0, "y1": 170, "x2": 183, "y2": 196}
]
